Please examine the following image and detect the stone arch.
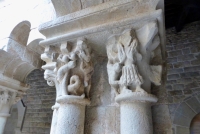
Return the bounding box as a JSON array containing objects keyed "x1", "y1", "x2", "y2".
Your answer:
[
  {"x1": 0, "y1": 20, "x2": 45, "y2": 82},
  {"x1": 9, "y1": 21, "x2": 31, "y2": 46},
  {"x1": 0, "y1": 20, "x2": 46, "y2": 134},
  {"x1": 172, "y1": 93, "x2": 200, "y2": 134}
]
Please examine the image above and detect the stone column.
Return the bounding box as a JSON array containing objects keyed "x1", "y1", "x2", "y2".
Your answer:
[
  {"x1": 41, "y1": 40, "x2": 93, "y2": 134},
  {"x1": 116, "y1": 93, "x2": 157, "y2": 134},
  {"x1": 55, "y1": 96, "x2": 90, "y2": 134},
  {"x1": 0, "y1": 114, "x2": 9, "y2": 134},
  {"x1": 0, "y1": 91, "x2": 15, "y2": 134},
  {"x1": 50, "y1": 104, "x2": 59, "y2": 134},
  {"x1": 106, "y1": 23, "x2": 163, "y2": 134},
  {"x1": 0, "y1": 83, "x2": 27, "y2": 134}
]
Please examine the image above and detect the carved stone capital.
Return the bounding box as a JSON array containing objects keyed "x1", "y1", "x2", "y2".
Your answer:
[
  {"x1": 41, "y1": 39, "x2": 93, "y2": 100},
  {"x1": 0, "y1": 76, "x2": 28, "y2": 117},
  {"x1": 106, "y1": 22, "x2": 162, "y2": 101}
]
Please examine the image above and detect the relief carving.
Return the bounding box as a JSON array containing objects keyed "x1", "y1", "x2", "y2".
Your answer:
[
  {"x1": 41, "y1": 39, "x2": 93, "y2": 99},
  {"x1": 0, "y1": 90, "x2": 17, "y2": 111},
  {"x1": 106, "y1": 22, "x2": 162, "y2": 95}
]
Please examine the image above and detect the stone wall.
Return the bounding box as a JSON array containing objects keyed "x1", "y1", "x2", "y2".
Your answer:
[
  {"x1": 166, "y1": 21, "x2": 200, "y2": 134},
  {"x1": 22, "y1": 69, "x2": 56, "y2": 134}
]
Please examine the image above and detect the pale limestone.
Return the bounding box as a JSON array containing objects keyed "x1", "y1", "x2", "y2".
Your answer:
[
  {"x1": 38, "y1": 0, "x2": 165, "y2": 133},
  {"x1": 0, "y1": 20, "x2": 44, "y2": 134},
  {"x1": 41, "y1": 39, "x2": 93, "y2": 134}
]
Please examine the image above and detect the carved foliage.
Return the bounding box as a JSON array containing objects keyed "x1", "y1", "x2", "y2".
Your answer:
[
  {"x1": 0, "y1": 90, "x2": 18, "y2": 111},
  {"x1": 106, "y1": 22, "x2": 162, "y2": 95},
  {"x1": 41, "y1": 39, "x2": 93, "y2": 98}
]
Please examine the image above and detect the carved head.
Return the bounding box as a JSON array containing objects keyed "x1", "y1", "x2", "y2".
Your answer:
[
  {"x1": 76, "y1": 39, "x2": 87, "y2": 52},
  {"x1": 106, "y1": 36, "x2": 118, "y2": 63},
  {"x1": 119, "y1": 29, "x2": 136, "y2": 47}
]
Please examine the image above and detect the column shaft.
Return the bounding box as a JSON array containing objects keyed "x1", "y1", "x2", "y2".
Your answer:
[
  {"x1": 0, "y1": 116, "x2": 8, "y2": 134},
  {"x1": 50, "y1": 108, "x2": 59, "y2": 134},
  {"x1": 56, "y1": 103, "x2": 86, "y2": 134},
  {"x1": 120, "y1": 102, "x2": 153, "y2": 134}
]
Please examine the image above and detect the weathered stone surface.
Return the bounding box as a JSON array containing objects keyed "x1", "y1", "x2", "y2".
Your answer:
[
  {"x1": 168, "y1": 50, "x2": 182, "y2": 58},
  {"x1": 191, "y1": 60, "x2": 200, "y2": 65},
  {"x1": 173, "y1": 96, "x2": 186, "y2": 103},
  {"x1": 168, "y1": 68, "x2": 183, "y2": 75},
  {"x1": 167, "y1": 74, "x2": 180, "y2": 80},
  {"x1": 184, "y1": 66, "x2": 200, "y2": 72},
  {"x1": 168, "y1": 90, "x2": 183, "y2": 96},
  {"x1": 168, "y1": 104, "x2": 179, "y2": 121},
  {"x1": 173, "y1": 112, "x2": 191, "y2": 127},
  {"x1": 177, "y1": 54, "x2": 195, "y2": 62},
  {"x1": 176, "y1": 102, "x2": 196, "y2": 119},
  {"x1": 85, "y1": 106, "x2": 120, "y2": 134},
  {"x1": 174, "y1": 61, "x2": 191, "y2": 68},
  {"x1": 166, "y1": 85, "x2": 173, "y2": 91},
  {"x1": 176, "y1": 126, "x2": 189, "y2": 134},
  {"x1": 176, "y1": 78, "x2": 192, "y2": 84},
  {"x1": 167, "y1": 57, "x2": 177, "y2": 63},
  {"x1": 180, "y1": 72, "x2": 200, "y2": 78},
  {"x1": 81, "y1": 0, "x2": 103, "y2": 9},
  {"x1": 152, "y1": 105, "x2": 172, "y2": 134},
  {"x1": 167, "y1": 64, "x2": 174, "y2": 69},
  {"x1": 186, "y1": 97, "x2": 200, "y2": 113},
  {"x1": 182, "y1": 48, "x2": 191, "y2": 55},
  {"x1": 173, "y1": 84, "x2": 184, "y2": 90},
  {"x1": 90, "y1": 58, "x2": 112, "y2": 106},
  {"x1": 185, "y1": 82, "x2": 199, "y2": 89},
  {"x1": 183, "y1": 89, "x2": 192, "y2": 95}
]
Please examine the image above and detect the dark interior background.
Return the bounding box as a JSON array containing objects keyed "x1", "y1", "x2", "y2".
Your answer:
[{"x1": 165, "y1": 0, "x2": 200, "y2": 32}]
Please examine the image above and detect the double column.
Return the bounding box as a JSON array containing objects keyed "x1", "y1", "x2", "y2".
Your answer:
[
  {"x1": 39, "y1": 0, "x2": 165, "y2": 133},
  {"x1": 0, "y1": 76, "x2": 28, "y2": 134}
]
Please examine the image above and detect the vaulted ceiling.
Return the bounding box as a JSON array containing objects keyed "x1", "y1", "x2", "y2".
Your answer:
[{"x1": 165, "y1": 0, "x2": 200, "y2": 32}]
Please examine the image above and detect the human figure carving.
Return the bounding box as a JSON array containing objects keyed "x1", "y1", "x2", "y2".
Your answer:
[
  {"x1": 107, "y1": 36, "x2": 121, "y2": 94},
  {"x1": 118, "y1": 30, "x2": 146, "y2": 93},
  {"x1": 107, "y1": 30, "x2": 147, "y2": 95},
  {"x1": 75, "y1": 39, "x2": 93, "y2": 98}
]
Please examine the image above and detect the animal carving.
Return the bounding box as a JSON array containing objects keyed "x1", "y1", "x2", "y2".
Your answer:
[{"x1": 68, "y1": 75, "x2": 84, "y2": 96}]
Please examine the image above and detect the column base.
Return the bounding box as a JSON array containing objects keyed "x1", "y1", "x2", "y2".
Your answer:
[{"x1": 115, "y1": 92, "x2": 158, "y2": 103}]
